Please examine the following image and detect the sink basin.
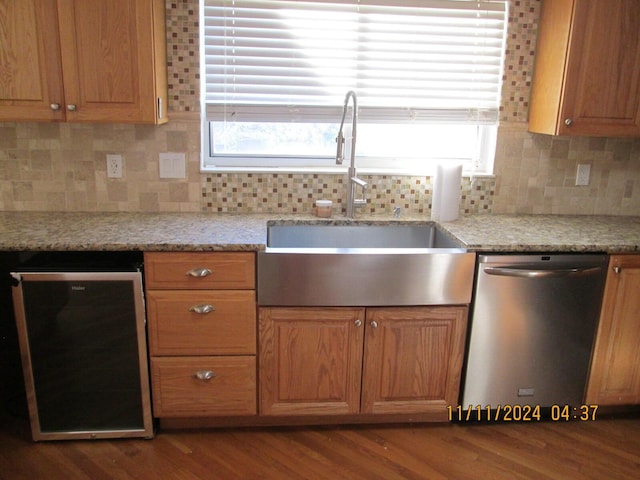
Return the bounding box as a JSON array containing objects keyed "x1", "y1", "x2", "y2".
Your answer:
[
  {"x1": 267, "y1": 223, "x2": 461, "y2": 249},
  {"x1": 258, "y1": 222, "x2": 475, "y2": 307}
]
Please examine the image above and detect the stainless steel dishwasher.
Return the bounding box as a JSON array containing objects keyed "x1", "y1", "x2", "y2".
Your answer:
[{"x1": 462, "y1": 254, "x2": 608, "y2": 410}]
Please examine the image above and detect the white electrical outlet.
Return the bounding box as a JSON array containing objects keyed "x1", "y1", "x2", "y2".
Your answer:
[
  {"x1": 576, "y1": 164, "x2": 591, "y2": 186},
  {"x1": 159, "y1": 152, "x2": 186, "y2": 179},
  {"x1": 106, "y1": 154, "x2": 123, "y2": 178}
]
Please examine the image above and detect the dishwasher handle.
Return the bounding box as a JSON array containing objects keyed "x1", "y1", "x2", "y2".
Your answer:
[{"x1": 483, "y1": 266, "x2": 603, "y2": 279}]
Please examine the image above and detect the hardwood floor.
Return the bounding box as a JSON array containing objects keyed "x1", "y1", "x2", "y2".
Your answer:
[{"x1": 1, "y1": 410, "x2": 639, "y2": 480}]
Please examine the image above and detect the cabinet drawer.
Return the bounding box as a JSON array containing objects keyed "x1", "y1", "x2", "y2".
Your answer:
[
  {"x1": 147, "y1": 290, "x2": 256, "y2": 355},
  {"x1": 144, "y1": 252, "x2": 255, "y2": 290},
  {"x1": 151, "y1": 356, "x2": 256, "y2": 417}
]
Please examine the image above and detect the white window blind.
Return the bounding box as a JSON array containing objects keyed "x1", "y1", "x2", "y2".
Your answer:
[{"x1": 203, "y1": 0, "x2": 508, "y2": 124}]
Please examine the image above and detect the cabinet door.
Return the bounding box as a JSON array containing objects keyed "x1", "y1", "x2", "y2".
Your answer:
[
  {"x1": 529, "y1": 0, "x2": 640, "y2": 136},
  {"x1": 586, "y1": 256, "x2": 640, "y2": 405},
  {"x1": 56, "y1": 0, "x2": 167, "y2": 123},
  {"x1": 560, "y1": 0, "x2": 640, "y2": 136},
  {"x1": 259, "y1": 307, "x2": 365, "y2": 416},
  {"x1": 361, "y1": 307, "x2": 468, "y2": 416},
  {"x1": 0, "y1": 0, "x2": 65, "y2": 121}
]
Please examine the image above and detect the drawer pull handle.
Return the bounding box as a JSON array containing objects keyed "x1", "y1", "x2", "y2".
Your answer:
[
  {"x1": 189, "y1": 304, "x2": 215, "y2": 314},
  {"x1": 187, "y1": 267, "x2": 212, "y2": 278},
  {"x1": 194, "y1": 370, "x2": 216, "y2": 381}
]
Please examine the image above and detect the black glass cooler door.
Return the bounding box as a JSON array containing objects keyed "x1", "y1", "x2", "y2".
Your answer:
[{"x1": 12, "y1": 271, "x2": 153, "y2": 441}]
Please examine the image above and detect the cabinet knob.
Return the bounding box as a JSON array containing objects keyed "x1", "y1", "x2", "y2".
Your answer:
[
  {"x1": 355, "y1": 319, "x2": 362, "y2": 327},
  {"x1": 614, "y1": 266, "x2": 621, "y2": 274},
  {"x1": 67, "y1": 104, "x2": 77, "y2": 112},
  {"x1": 186, "y1": 267, "x2": 212, "y2": 277},
  {"x1": 50, "y1": 103, "x2": 61, "y2": 111},
  {"x1": 564, "y1": 118, "x2": 573, "y2": 126},
  {"x1": 194, "y1": 370, "x2": 216, "y2": 381},
  {"x1": 189, "y1": 304, "x2": 215, "y2": 314},
  {"x1": 370, "y1": 320, "x2": 378, "y2": 328}
]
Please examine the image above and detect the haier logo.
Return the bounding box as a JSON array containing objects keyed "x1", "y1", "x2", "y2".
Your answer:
[{"x1": 71, "y1": 285, "x2": 86, "y2": 291}]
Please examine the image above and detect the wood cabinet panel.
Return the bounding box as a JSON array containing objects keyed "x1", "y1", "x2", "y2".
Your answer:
[
  {"x1": 0, "y1": 0, "x2": 167, "y2": 123},
  {"x1": 57, "y1": 0, "x2": 167, "y2": 123},
  {"x1": 151, "y1": 356, "x2": 256, "y2": 417},
  {"x1": 0, "y1": 0, "x2": 65, "y2": 121},
  {"x1": 259, "y1": 307, "x2": 365, "y2": 416},
  {"x1": 529, "y1": 0, "x2": 640, "y2": 136},
  {"x1": 146, "y1": 290, "x2": 256, "y2": 356},
  {"x1": 361, "y1": 307, "x2": 468, "y2": 415},
  {"x1": 144, "y1": 252, "x2": 255, "y2": 290},
  {"x1": 586, "y1": 255, "x2": 640, "y2": 405}
]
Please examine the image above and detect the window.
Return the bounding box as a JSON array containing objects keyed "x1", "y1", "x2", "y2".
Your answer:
[{"x1": 201, "y1": 0, "x2": 508, "y2": 174}]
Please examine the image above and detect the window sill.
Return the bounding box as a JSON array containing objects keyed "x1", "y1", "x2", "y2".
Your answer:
[{"x1": 201, "y1": 165, "x2": 494, "y2": 178}]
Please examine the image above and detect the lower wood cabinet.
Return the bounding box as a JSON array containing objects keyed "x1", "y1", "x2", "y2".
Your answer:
[
  {"x1": 144, "y1": 252, "x2": 257, "y2": 419},
  {"x1": 586, "y1": 255, "x2": 640, "y2": 405},
  {"x1": 259, "y1": 306, "x2": 468, "y2": 419}
]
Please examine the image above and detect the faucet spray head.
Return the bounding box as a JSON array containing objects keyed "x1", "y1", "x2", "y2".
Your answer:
[
  {"x1": 336, "y1": 91, "x2": 356, "y2": 165},
  {"x1": 336, "y1": 131, "x2": 345, "y2": 164}
]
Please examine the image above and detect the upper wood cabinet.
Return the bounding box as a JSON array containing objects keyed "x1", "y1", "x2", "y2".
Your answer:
[
  {"x1": 586, "y1": 255, "x2": 640, "y2": 406},
  {"x1": 528, "y1": 0, "x2": 640, "y2": 136},
  {"x1": 0, "y1": 0, "x2": 168, "y2": 124}
]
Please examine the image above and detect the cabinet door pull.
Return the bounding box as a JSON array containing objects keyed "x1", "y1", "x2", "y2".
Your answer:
[
  {"x1": 355, "y1": 319, "x2": 362, "y2": 327},
  {"x1": 50, "y1": 103, "x2": 61, "y2": 111},
  {"x1": 564, "y1": 118, "x2": 573, "y2": 126},
  {"x1": 614, "y1": 266, "x2": 622, "y2": 274},
  {"x1": 186, "y1": 267, "x2": 212, "y2": 277},
  {"x1": 370, "y1": 320, "x2": 378, "y2": 328},
  {"x1": 189, "y1": 304, "x2": 215, "y2": 314},
  {"x1": 67, "y1": 104, "x2": 77, "y2": 112},
  {"x1": 194, "y1": 370, "x2": 216, "y2": 381}
]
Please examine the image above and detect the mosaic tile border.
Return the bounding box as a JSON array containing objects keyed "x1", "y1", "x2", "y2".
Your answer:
[
  {"x1": 500, "y1": 0, "x2": 540, "y2": 123},
  {"x1": 165, "y1": 0, "x2": 200, "y2": 113},
  {"x1": 201, "y1": 173, "x2": 495, "y2": 215}
]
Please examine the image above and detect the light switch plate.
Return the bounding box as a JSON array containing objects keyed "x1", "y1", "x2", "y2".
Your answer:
[
  {"x1": 576, "y1": 164, "x2": 591, "y2": 186},
  {"x1": 159, "y1": 153, "x2": 186, "y2": 179}
]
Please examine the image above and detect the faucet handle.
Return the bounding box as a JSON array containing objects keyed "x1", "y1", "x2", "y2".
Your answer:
[{"x1": 351, "y1": 176, "x2": 367, "y2": 189}]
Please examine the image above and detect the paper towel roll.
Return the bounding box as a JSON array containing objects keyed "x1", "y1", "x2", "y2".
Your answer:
[{"x1": 431, "y1": 163, "x2": 462, "y2": 222}]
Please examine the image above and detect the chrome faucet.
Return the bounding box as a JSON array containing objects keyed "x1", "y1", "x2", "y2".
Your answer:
[{"x1": 336, "y1": 90, "x2": 367, "y2": 218}]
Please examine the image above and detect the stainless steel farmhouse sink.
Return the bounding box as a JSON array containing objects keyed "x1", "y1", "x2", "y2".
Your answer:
[
  {"x1": 266, "y1": 223, "x2": 461, "y2": 249},
  {"x1": 258, "y1": 222, "x2": 475, "y2": 306}
]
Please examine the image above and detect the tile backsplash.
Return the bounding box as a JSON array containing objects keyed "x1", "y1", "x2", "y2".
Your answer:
[
  {"x1": 202, "y1": 173, "x2": 494, "y2": 216},
  {"x1": 2, "y1": 0, "x2": 640, "y2": 216}
]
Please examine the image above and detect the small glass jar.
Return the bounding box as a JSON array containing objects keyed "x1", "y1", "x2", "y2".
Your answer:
[{"x1": 315, "y1": 199, "x2": 333, "y2": 218}]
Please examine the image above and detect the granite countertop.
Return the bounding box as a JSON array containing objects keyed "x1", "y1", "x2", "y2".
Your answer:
[
  {"x1": 1, "y1": 211, "x2": 640, "y2": 253},
  {"x1": 0, "y1": 212, "x2": 272, "y2": 252},
  {"x1": 441, "y1": 214, "x2": 640, "y2": 253}
]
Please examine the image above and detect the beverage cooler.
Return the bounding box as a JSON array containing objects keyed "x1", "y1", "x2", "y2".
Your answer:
[{"x1": 10, "y1": 252, "x2": 153, "y2": 441}]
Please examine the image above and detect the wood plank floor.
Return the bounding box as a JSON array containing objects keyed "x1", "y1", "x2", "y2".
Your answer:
[{"x1": 1, "y1": 412, "x2": 639, "y2": 480}]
